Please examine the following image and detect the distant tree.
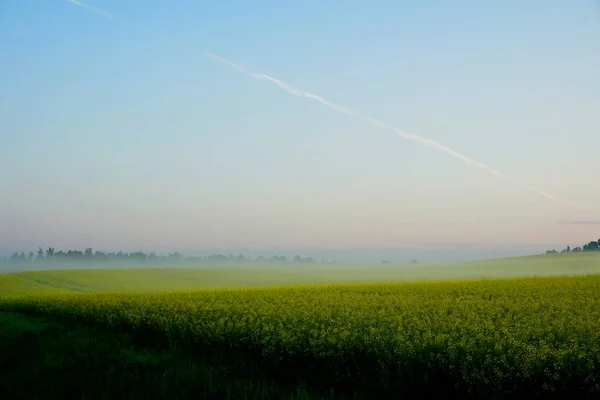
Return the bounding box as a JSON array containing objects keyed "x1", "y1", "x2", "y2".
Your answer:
[
  {"x1": 168, "y1": 252, "x2": 183, "y2": 262},
  {"x1": 5, "y1": 246, "x2": 328, "y2": 267},
  {"x1": 96, "y1": 251, "x2": 112, "y2": 262},
  {"x1": 586, "y1": 241, "x2": 599, "y2": 251},
  {"x1": 206, "y1": 254, "x2": 225, "y2": 263},
  {"x1": 292, "y1": 255, "x2": 316, "y2": 264},
  {"x1": 67, "y1": 250, "x2": 83, "y2": 258},
  {"x1": 46, "y1": 247, "x2": 55, "y2": 260},
  {"x1": 582, "y1": 242, "x2": 598, "y2": 252},
  {"x1": 130, "y1": 251, "x2": 147, "y2": 263},
  {"x1": 269, "y1": 255, "x2": 288, "y2": 262},
  {"x1": 35, "y1": 247, "x2": 45, "y2": 262},
  {"x1": 549, "y1": 237, "x2": 600, "y2": 254}
]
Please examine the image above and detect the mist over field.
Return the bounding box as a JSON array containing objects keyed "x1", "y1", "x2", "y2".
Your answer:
[
  {"x1": 0, "y1": 246, "x2": 541, "y2": 270},
  {"x1": 1, "y1": 252, "x2": 599, "y2": 296},
  {"x1": 0, "y1": 240, "x2": 588, "y2": 268}
]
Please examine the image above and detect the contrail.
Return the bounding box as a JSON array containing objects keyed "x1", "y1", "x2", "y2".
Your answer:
[
  {"x1": 202, "y1": 53, "x2": 571, "y2": 206},
  {"x1": 67, "y1": 0, "x2": 113, "y2": 19},
  {"x1": 66, "y1": 0, "x2": 576, "y2": 208}
]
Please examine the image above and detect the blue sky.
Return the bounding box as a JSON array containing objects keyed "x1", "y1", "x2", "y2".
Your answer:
[{"x1": 1, "y1": 0, "x2": 599, "y2": 254}]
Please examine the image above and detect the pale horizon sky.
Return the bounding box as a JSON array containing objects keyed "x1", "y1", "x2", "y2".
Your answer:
[{"x1": 1, "y1": 0, "x2": 599, "y2": 255}]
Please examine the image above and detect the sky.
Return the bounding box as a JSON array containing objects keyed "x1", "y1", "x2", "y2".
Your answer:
[{"x1": 1, "y1": 0, "x2": 599, "y2": 256}]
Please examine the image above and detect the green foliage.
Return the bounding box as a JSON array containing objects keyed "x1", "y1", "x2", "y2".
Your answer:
[
  {"x1": 2, "y1": 275, "x2": 600, "y2": 397},
  {"x1": 0, "y1": 312, "x2": 323, "y2": 400}
]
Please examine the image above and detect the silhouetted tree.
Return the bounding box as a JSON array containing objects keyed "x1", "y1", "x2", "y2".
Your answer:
[
  {"x1": 4, "y1": 246, "x2": 330, "y2": 267},
  {"x1": 167, "y1": 252, "x2": 183, "y2": 262},
  {"x1": 584, "y1": 241, "x2": 599, "y2": 251},
  {"x1": 546, "y1": 237, "x2": 600, "y2": 254},
  {"x1": 36, "y1": 247, "x2": 45, "y2": 262}
]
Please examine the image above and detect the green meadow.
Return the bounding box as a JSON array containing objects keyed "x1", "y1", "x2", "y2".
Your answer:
[
  {"x1": 2, "y1": 252, "x2": 600, "y2": 295},
  {"x1": 1, "y1": 252, "x2": 600, "y2": 399}
]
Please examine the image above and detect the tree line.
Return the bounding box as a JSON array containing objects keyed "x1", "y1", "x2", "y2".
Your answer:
[
  {"x1": 545, "y1": 237, "x2": 600, "y2": 254},
  {"x1": 0, "y1": 247, "x2": 321, "y2": 267}
]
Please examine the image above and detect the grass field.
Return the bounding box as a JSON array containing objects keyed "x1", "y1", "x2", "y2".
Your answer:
[
  {"x1": 2, "y1": 252, "x2": 600, "y2": 295},
  {"x1": 1, "y1": 252, "x2": 600, "y2": 398},
  {"x1": 0, "y1": 312, "x2": 323, "y2": 399}
]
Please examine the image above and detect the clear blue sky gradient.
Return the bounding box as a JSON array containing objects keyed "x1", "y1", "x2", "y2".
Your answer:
[{"x1": 1, "y1": 0, "x2": 599, "y2": 253}]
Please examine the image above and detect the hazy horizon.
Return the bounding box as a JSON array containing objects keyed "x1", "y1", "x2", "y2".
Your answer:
[
  {"x1": 0, "y1": 243, "x2": 585, "y2": 265},
  {"x1": 2, "y1": 0, "x2": 598, "y2": 253}
]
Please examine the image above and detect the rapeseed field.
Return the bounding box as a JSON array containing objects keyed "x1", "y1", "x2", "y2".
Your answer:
[{"x1": 2, "y1": 275, "x2": 600, "y2": 397}]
